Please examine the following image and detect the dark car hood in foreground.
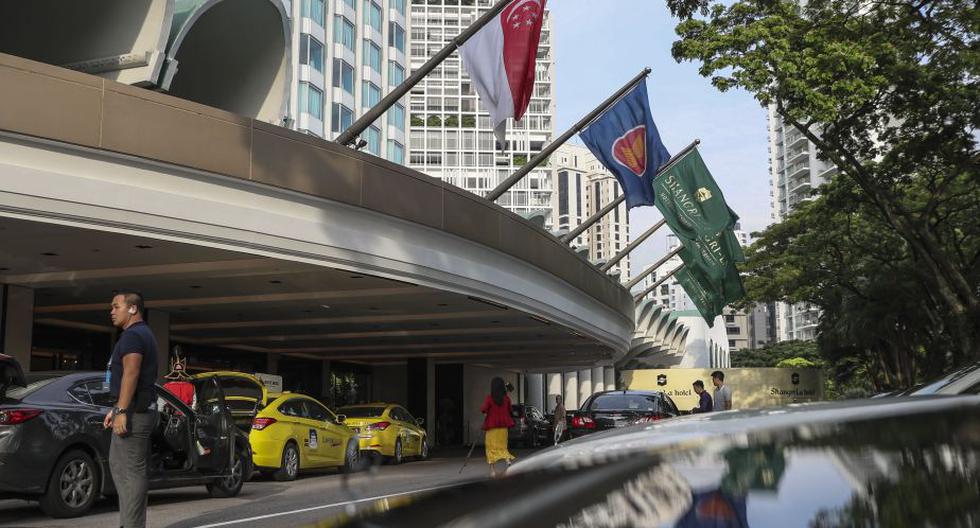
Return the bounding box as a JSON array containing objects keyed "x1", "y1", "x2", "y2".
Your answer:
[{"x1": 326, "y1": 396, "x2": 980, "y2": 527}]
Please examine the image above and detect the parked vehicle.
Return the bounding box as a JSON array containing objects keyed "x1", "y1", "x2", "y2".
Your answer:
[
  {"x1": 508, "y1": 403, "x2": 551, "y2": 448},
  {"x1": 566, "y1": 390, "x2": 679, "y2": 438},
  {"x1": 250, "y1": 393, "x2": 359, "y2": 480},
  {"x1": 910, "y1": 361, "x2": 980, "y2": 396},
  {"x1": 0, "y1": 356, "x2": 251, "y2": 518},
  {"x1": 328, "y1": 395, "x2": 980, "y2": 527},
  {"x1": 337, "y1": 403, "x2": 428, "y2": 464}
]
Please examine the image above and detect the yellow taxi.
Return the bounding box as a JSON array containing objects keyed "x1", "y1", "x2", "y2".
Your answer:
[
  {"x1": 250, "y1": 393, "x2": 359, "y2": 480},
  {"x1": 337, "y1": 403, "x2": 429, "y2": 464}
]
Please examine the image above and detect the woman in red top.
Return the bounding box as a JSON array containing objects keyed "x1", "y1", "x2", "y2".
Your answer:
[{"x1": 481, "y1": 377, "x2": 515, "y2": 477}]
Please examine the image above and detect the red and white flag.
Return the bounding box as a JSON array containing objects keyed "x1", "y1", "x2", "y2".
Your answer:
[{"x1": 459, "y1": 0, "x2": 547, "y2": 148}]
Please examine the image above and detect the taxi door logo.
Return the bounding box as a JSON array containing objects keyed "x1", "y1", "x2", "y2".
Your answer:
[
  {"x1": 611, "y1": 125, "x2": 647, "y2": 176},
  {"x1": 657, "y1": 373, "x2": 668, "y2": 386},
  {"x1": 308, "y1": 429, "x2": 318, "y2": 449}
]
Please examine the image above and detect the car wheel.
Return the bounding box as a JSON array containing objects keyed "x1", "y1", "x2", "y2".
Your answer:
[
  {"x1": 274, "y1": 442, "x2": 300, "y2": 481},
  {"x1": 418, "y1": 437, "x2": 429, "y2": 460},
  {"x1": 342, "y1": 440, "x2": 360, "y2": 473},
  {"x1": 206, "y1": 445, "x2": 246, "y2": 498},
  {"x1": 39, "y1": 449, "x2": 100, "y2": 518},
  {"x1": 391, "y1": 439, "x2": 403, "y2": 465}
]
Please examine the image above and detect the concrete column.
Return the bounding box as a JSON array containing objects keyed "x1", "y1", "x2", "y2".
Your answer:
[
  {"x1": 563, "y1": 371, "x2": 578, "y2": 410},
  {"x1": 591, "y1": 367, "x2": 604, "y2": 393},
  {"x1": 2, "y1": 285, "x2": 34, "y2": 372},
  {"x1": 266, "y1": 353, "x2": 280, "y2": 374},
  {"x1": 147, "y1": 310, "x2": 170, "y2": 381},
  {"x1": 546, "y1": 373, "x2": 562, "y2": 413},
  {"x1": 578, "y1": 369, "x2": 592, "y2": 403},
  {"x1": 527, "y1": 373, "x2": 544, "y2": 411},
  {"x1": 426, "y1": 358, "x2": 435, "y2": 441},
  {"x1": 604, "y1": 367, "x2": 615, "y2": 391}
]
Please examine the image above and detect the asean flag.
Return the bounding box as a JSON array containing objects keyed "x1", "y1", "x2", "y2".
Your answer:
[
  {"x1": 460, "y1": 0, "x2": 546, "y2": 148},
  {"x1": 579, "y1": 81, "x2": 671, "y2": 209}
]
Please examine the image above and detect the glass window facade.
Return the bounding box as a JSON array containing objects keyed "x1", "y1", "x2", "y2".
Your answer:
[
  {"x1": 388, "y1": 61, "x2": 405, "y2": 86},
  {"x1": 333, "y1": 59, "x2": 355, "y2": 93},
  {"x1": 364, "y1": 40, "x2": 382, "y2": 72},
  {"x1": 366, "y1": 126, "x2": 381, "y2": 155},
  {"x1": 300, "y1": 34, "x2": 324, "y2": 73},
  {"x1": 332, "y1": 103, "x2": 353, "y2": 133},
  {"x1": 388, "y1": 22, "x2": 405, "y2": 52},
  {"x1": 365, "y1": 0, "x2": 382, "y2": 31},
  {"x1": 388, "y1": 103, "x2": 405, "y2": 130},
  {"x1": 334, "y1": 15, "x2": 356, "y2": 51},
  {"x1": 363, "y1": 81, "x2": 381, "y2": 110},
  {"x1": 302, "y1": 0, "x2": 325, "y2": 26},
  {"x1": 299, "y1": 82, "x2": 324, "y2": 120},
  {"x1": 387, "y1": 140, "x2": 405, "y2": 164},
  {"x1": 391, "y1": 0, "x2": 405, "y2": 16}
]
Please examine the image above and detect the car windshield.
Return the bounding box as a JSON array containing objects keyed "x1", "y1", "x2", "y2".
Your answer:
[
  {"x1": 214, "y1": 377, "x2": 263, "y2": 401},
  {"x1": 912, "y1": 363, "x2": 980, "y2": 395},
  {"x1": 338, "y1": 406, "x2": 386, "y2": 418},
  {"x1": 590, "y1": 394, "x2": 659, "y2": 411},
  {"x1": 4, "y1": 377, "x2": 59, "y2": 400}
]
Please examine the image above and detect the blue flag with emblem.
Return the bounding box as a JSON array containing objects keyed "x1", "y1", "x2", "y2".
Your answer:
[{"x1": 579, "y1": 81, "x2": 671, "y2": 209}]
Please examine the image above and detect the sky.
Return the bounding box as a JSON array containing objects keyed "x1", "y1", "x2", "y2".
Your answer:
[{"x1": 548, "y1": 1, "x2": 772, "y2": 276}]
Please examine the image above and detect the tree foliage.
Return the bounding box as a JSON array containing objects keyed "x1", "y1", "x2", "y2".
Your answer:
[
  {"x1": 732, "y1": 339, "x2": 822, "y2": 367},
  {"x1": 669, "y1": 0, "x2": 980, "y2": 384}
]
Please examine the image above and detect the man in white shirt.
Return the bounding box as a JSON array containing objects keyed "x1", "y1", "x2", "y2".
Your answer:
[{"x1": 711, "y1": 370, "x2": 733, "y2": 411}]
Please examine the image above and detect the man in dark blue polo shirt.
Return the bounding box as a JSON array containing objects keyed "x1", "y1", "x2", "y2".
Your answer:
[
  {"x1": 692, "y1": 379, "x2": 713, "y2": 414},
  {"x1": 102, "y1": 291, "x2": 158, "y2": 528}
]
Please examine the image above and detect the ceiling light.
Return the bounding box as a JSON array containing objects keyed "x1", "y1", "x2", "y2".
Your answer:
[
  {"x1": 350, "y1": 274, "x2": 364, "y2": 279},
  {"x1": 529, "y1": 315, "x2": 552, "y2": 325},
  {"x1": 40, "y1": 252, "x2": 58, "y2": 256},
  {"x1": 134, "y1": 245, "x2": 153, "y2": 249},
  {"x1": 467, "y1": 296, "x2": 508, "y2": 310},
  {"x1": 268, "y1": 280, "x2": 282, "y2": 284},
  {"x1": 320, "y1": 304, "x2": 331, "y2": 309}
]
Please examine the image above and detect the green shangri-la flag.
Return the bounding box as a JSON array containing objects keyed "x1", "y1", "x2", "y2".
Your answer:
[{"x1": 654, "y1": 148, "x2": 746, "y2": 324}]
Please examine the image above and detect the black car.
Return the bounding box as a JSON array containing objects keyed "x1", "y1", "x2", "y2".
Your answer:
[
  {"x1": 508, "y1": 403, "x2": 551, "y2": 447},
  {"x1": 0, "y1": 356, "x2": 252, "y2": 518},
  {"x1": 567, "y1": 389, "x2": 679, "y2": 438},
  {"x1": 331, "y1": 395, "x2": 980, "y2": 527}
]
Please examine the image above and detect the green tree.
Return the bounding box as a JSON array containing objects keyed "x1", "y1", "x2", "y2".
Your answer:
[
  {"x1": 669, "y1": 0, "x2": 980, "y2": 360},
  {"x1": 732, "y1": 340, "x2": 822, "y2": 368}
]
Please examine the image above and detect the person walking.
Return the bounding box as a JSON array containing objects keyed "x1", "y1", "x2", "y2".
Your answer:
[
  {"x1": 692, "y1": 380, "x2": 713, "y2": 413},
  {"x1": 103, "y1": 291, "x2": 159, "y2": 528},
  {"x1": 552, "y1": 395, "x2": 566, "y2": 445},
  {"x1": 480, "y1": 377, "x2": 515, "y2": 477},
  {"x1": 711, "y1": 371, "x2": 733, "y2": 411}
]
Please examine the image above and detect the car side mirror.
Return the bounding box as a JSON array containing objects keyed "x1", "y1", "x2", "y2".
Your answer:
[
  {"x1": 336, "y1": 414, "x2": 346, "y2": 424},
  {"x1": 415, "y1": 417, "x2": 424, "y2": 426}
]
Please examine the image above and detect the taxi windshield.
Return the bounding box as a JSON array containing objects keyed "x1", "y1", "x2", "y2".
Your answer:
[{"x1": 338, "y1": 406, "x2": 387, "y2": 418}]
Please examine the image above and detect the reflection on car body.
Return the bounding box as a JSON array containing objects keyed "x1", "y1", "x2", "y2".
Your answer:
[{"x1": 328, "y1": 395, "x2": 980, "y2": 527}]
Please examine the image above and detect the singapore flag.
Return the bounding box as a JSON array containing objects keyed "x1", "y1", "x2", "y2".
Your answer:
[{"x1": 460, "y1": 0, "x2": 546, "y2": 149}]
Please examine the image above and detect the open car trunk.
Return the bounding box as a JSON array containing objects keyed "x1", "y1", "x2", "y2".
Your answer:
[{"x1": 0, "y1": 354, "x2": 26, "y2": 400}]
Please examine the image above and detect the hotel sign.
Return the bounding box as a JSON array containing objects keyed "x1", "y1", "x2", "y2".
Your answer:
[{"x1": 621, "y1": 368, "x2": 824, "y2": 411}]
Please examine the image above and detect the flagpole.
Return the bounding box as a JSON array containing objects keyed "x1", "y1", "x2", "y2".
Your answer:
[
  {"x1": 335, "y1": 0, "x2": 514, "y2": 147},
  {"x1": 600, "y1": 218, "x2": 666, "y2": 272},
  {"x1": 633, "y1": 264, "x2": 683, "y2": 302},
  {"x1": 625, "y1": 246, "x2": 683, "y2": 289},
  {"x1": 485, "y1": 67, "x2": 652, "y2": 202},
  {"x1": 560, "y1": 139, "x2": 701, "y2": 244}
]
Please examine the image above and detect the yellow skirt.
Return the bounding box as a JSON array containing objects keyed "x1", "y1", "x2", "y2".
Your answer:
[{"x1": 485, "y1": 427, "x2": 515, "y2": 464}]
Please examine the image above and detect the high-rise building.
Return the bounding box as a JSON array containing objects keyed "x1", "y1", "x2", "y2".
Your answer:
[
  {"x1": 407, "y1": 0, "x2": 555, "y2": 220},
  {"x1": 767, "y1": 106, "x2": 835, "y2": 341},
  {"x1": 288, "y1": 0, "x2": 409, "y2": 163},
  {"x1": 553, "y1": 144, "x2": 631, "y2": 278}
]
